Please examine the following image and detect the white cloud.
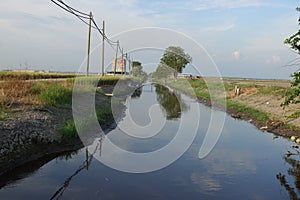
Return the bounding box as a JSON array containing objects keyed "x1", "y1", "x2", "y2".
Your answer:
[
  {"x1": 199, "y1": 23, "x2": 235, "y2": 33},
  {"x1": 184, "y1": 0, "x2": 286, "y2": 11},
  {"x1": 232, "y1": 51, "x2": 241, "y2": 60},
  {"x1": 266, "y1": 55, "x2": 281, "y2": 64}
]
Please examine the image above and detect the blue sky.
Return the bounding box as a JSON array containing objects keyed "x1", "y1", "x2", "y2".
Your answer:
[{"x1": 0, "y1": 0, "x2": 299, "y2": 79}]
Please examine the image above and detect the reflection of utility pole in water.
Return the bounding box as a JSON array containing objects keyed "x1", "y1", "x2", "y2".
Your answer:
[
  {"x1": 99, "y1": 136, "x2": 104, "y2": 157},
  {"x1": 85, "y1": 147, "x2": 89, "y2": 170},
  {"x1": 50, "y1": 136, "x2": 104, "y2": 200}
]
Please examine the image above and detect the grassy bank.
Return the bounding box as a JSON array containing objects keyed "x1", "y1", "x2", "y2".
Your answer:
[
  {"x1": 168, "y1": 78, "x2": 300, "y2": 135},
  {"x1": 0, "y1": 75, "x2": 124, "y2": 138}
]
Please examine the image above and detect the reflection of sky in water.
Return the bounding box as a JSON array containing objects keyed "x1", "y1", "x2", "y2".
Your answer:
[{"x1": 0, "y1": 84, "x2": 297, "y2": 199}]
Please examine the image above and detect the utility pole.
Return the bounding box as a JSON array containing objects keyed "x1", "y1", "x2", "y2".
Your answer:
[
  {"x1": 114, "y1": 40, "x2": 119, "y2": 76},
  {"x1": 125, "y1": 53, "x2": 128, "y2": 76},
  {"x1": 101, "y1": 20, "x2": 105, "y2": 76},
  {"x1": 86, "y1": 12, "x2": 92, "y2": 76},
  {"x1": 121, "y1": 48, "x2": 124, "y2": 75},
  {"x1": 128, "y1": 55, "x2": 130, "y2": 76}
]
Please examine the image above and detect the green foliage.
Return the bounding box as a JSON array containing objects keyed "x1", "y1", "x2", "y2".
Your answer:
[
  {"x1": 152, "y1": 64, "x2": 175, "y2": 80},
  {"x1": 282, "y1": 7, "x2": 300, "y2": 119},
  {"x1": 132, "y1": 61, "x2": 143, "y2": 76},
  {"x1": 160, "y1": 46, "x2": 192, "y2": 76},
  {"x1": 281, "y1": 72, "x2": 300, "y2": 118},
  {"x1": 284, "y1": 7, "x2": 300, "y2": 54},
  {"x1": 39, "y1": 84, "x2": 72, "y2": 106},
  {"x1": 60, "y1": 121, "x2": 77, "y2": 139}
]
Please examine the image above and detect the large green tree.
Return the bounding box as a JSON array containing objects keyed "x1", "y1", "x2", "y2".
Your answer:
[
  {"x1": 282, "y1": 7, "x2": 300, "y2": 118},
  {"x1": 160, "y1": 46, "x2": 192, "y2": 77}
]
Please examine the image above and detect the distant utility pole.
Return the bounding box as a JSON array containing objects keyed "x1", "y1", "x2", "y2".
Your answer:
[
  {"x1": 121, "y1": 48, "x2": 124, "y2": 75},
  {"x1": 128, "y1": 55, "x2": 130, "y2": 75},
  {"x1": 114, "y1": 40, "x2": 119, "y2": 76},
  {"x1": 125, "y1": 53, "x2": 128, "y2": 76},
  {"x1": 86, "y1": 11, "x2": 93, "y2": 76},
  {"x1": 101, "y1": 20, "x2": 105, "y2": 76}
]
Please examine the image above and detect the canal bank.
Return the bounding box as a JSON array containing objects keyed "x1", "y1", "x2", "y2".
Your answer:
[
  {"x1": 167, "y1": 78, "x2": 300, "y2": 138},
  {"x1": 0, "y1": 77, "x2": 143, "y2": 176}
]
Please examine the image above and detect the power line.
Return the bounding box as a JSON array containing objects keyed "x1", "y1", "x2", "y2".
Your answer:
[
  {"x1": 51, "y1": 0, "x2": 90, "y2": 19},
  {"x1": 57, "y1": 0, "x2": 90, "y2": 16},
  {"x1": 51, "y1": 0, "x2": 130, "y2": 74}
]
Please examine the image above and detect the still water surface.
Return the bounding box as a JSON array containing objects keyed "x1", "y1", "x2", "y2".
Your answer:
[{"x1": 0, "y1": 84, "x2": 299, "y2": 199}]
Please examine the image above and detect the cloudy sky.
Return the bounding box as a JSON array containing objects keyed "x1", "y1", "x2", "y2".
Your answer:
[{"x1": 0, "y1": 0, "x2": 299, "y2": 79}]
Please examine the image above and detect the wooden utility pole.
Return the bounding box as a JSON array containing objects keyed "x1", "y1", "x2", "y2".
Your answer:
[
  {"x1": 128, "y1": 55, "x2": 131, "y2": 76},
  {"x1": 101, "y1": 20, "x2": 105, "y2": 76},
  {"x1": 121, "y1": 48, "x2": 124, "y2": 75},
  {"x1": 114, "y1": 40, "x2": 119, "y2": 76},
  {"x1": 125, "y1": 53, "x2": 128, "y2": 76},
  {"x1": 86, "y1": 12, "x2": 92, "y2": 76}
]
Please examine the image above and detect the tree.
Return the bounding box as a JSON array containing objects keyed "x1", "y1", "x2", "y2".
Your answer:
[
  {"x1": 131, "y1": 61, "x2": 143, "y2": 77},
  {"x1": 131, "y1": 61, "x2": 147, "y2": 81},
  {"x1": 151, "y1": 63, "x2": 175, "y2": 79},
  {"x1": 282, "y1": 7, "x2": 300, "y2": 118},
  {"x1": 160, "y1": 46, "x2": 192, "y2": 77}
]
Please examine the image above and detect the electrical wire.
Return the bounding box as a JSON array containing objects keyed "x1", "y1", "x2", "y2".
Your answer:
[
  {"x1": 57, "y1": 0, "x2": 90, "y2": 16},
  {"x1": 51, "y1": 0, "x2": 128, "y2": 60}
]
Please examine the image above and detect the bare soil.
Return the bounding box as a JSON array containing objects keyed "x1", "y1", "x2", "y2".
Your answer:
[{"x1": 224, "y1": 79, "x2": 300, "y2": 136}]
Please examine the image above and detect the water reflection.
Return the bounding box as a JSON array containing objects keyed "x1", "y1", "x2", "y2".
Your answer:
[
  {"x1": 131, "y1": 86, "x2": 142, "y2": 98},
  {"x1": 155, "y1": 85, "x2": 188, "y2": 120},
  {"x1": 50, "y1": 136, "x2": 104, "y2": 199},
  {"x1": 277, "y1": 154, "x2": 300, "y2": 200}
]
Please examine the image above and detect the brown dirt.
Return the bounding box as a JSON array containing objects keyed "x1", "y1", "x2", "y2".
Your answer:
[{"x1": 224, "y1": 79, "x2": 300, "y2": 137}]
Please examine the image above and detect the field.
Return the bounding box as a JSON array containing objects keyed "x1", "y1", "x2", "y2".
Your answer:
[
  {"x1": 0, "y1": 73, "x2": 123, "y2": 138},
  {"x1": 0, "y1": 71, "x2": 78, "y2": 80}
]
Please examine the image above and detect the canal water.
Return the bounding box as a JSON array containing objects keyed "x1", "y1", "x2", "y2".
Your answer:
[{"x1": 0, "y1": 83, "x2": 299, "y2": 199}]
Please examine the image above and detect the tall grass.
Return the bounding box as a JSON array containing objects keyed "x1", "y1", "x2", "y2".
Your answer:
[{"x1": 39, "y1": 84, "x2": 72, "y2": 106}]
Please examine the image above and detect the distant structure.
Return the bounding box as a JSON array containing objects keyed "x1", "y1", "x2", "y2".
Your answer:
[{"x1": 107, "y1": 58, "x2": 128, "y2": 75}]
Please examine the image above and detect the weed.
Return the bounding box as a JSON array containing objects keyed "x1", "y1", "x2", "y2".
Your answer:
[
  {"x1": 60, "y1": 121, "x2": 77, "y2": 139},
  {"x1": 39, "y1": 84, "x2": 72, "y2": 106}
]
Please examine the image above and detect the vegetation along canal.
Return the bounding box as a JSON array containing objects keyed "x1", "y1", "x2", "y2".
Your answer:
[{"x1": 0, "y1": 83, "x2": 299, "y2": 199}]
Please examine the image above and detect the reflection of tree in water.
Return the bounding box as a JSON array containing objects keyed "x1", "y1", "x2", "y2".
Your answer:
[
  {"x1": 277, "y1": 150, "x2": 300, "y2": 200},
  {"x1": 131, "y1": 87, "x2": 142, "y2": 98},
  {"x1": 155, "y1": 85, "x2": 188, "y2": 120}
]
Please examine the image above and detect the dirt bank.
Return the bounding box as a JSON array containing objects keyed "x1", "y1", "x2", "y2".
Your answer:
[{"x1": 169, "y1": 78, "x2": 300, "y2": 138}]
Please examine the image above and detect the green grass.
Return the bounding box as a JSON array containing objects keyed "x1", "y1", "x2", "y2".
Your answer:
[
  {"x1": 170, "y1": 78, "x2": 271, "y2": 123},
  {"x1": 60, "y1": 120, "x2": 77, "y2": 139},
  {"x1": 226, "y1": 100, "x2": 269, "y2": 121},
  {"x1": 67, "y1": 75, "x2": 121, "y2": 87},
  {"x1": 258, "y1": 86, "x2": 286, "y2": 95},
  {"x1": 60, "y1": 95, "x2": 116, "y2": 139},
  {"x1": 39, "y1": 84, "x2": 73, "y2": 106},
  {"x1": 0, "y1": 108, "x2": 7, "y2": 120},
  {"x1": 0, "y1": 71, "x2": 78, "y2": 80}
]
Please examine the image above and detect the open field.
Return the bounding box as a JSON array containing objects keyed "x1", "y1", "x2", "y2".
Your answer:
[{"x1": 0, "y1": 71, "x2": 81, "y2": 80}]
